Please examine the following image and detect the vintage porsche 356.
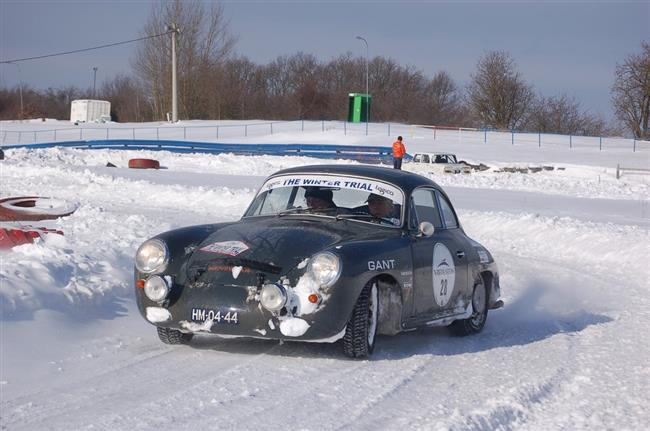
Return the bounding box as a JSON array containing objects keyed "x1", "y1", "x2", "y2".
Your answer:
[{"x1": 134, "y1": 164, "x2": 503, "y2": 358}]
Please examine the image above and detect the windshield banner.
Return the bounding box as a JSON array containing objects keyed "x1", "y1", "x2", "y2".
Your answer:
[{"x1": 261, "y1": 174, "x2": 404, "y2": 203}]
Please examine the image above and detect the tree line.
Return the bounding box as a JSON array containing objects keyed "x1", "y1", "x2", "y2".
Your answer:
[{"x1": 1, "y1": 1, "x2": 648, "y2": 139}]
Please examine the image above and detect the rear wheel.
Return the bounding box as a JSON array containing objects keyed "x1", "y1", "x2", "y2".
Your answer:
[
  {"x1": 343, "y1": 281, "x2": 378, "y2": 358},
  {"x1": 449, "y1": 278, "x2": 488, "y2": 336},
  {"x1": 157, "y1": 327, "x2": 193, "y2": 344}
]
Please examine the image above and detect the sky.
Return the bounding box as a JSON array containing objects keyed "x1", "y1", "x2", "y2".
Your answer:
[{"x1": 0, "y1": 0, "x2": 648, "y2": 121}]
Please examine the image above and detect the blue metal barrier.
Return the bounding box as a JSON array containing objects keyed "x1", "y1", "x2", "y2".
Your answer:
[{"x1": 3, "y1": 139, "x2": 398, "y2": 164}]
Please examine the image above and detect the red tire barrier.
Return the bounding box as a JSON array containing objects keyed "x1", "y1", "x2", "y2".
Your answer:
[
  {"x1": 0, "y1": 226, "x2": 63, "y2": 249},
  {"x1": 0, "y1": 197, "x2": 78, "y2": 222},
  {"x1": 128, "y1": 158, "x2": 160, "y2": 169}
]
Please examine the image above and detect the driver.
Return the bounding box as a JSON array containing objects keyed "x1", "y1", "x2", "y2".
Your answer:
[
  {"x1": 305, "y1": 187, "x2": 336, "y2": 210},
  {"x1": 367, "y1": 193, "x2": 395, "y2": 219}
]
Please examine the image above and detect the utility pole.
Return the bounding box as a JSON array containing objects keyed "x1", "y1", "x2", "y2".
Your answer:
[
  {"x1": 356, "y1": 36, "x2": 369, "y2": 135},
  {"x1": 92, "y1": 66, "x2": 98, "y2": 98},
  {"x1": 169, "y1": 22, "x2": 180, "y2": 123}
]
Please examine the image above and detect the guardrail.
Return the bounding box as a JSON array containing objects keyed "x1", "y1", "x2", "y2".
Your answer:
[
  {"x1": 2, "y1": 119, "x2": 647, "y2": 152},
  {"x1": 616, "y1": 164, "x2": 650, "y2": 179},
  {"x1": 2, "y1": 139, "x2": 396, "y2": 164}
]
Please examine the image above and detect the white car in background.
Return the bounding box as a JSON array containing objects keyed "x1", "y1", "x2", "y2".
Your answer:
[{"x1": 408, "y1": 153, "x2": 471, "y2": 174}]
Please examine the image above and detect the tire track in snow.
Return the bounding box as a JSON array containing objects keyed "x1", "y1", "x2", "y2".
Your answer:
[{"x1": 1, "y1": 339, "x2": 284, "y2": 430}]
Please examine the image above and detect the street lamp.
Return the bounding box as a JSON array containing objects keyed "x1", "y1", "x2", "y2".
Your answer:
[
  {"x1": 7, "y1": 62, "x2": 24, "y2": 121},
  {"x1": 356, "y1": 35, "x2": 369, "y2": 135},
  {"x1": 92, "y1": 67, "x2": 98, "y2": 98}
]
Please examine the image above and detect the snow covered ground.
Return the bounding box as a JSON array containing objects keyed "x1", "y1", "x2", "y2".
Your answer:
[{"x1": 1, "y1": 120, "x2": 649, "y2": 430}]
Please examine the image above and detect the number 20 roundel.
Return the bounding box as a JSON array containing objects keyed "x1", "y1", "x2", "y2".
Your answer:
[{"x1": 432, "y1": 243, "x2": 456, "y2": 307}]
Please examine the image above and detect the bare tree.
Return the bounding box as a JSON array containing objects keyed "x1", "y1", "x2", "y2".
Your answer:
[
  {"x1": 132, "y1": 0, "x2": 236, "y2": 120},
  {"x1": 420, "y1": 71, "x2": 463, "y2": 126},
  {"x1": 467, "y1": 51, "x2": 534, "y2": 129},
  {"x1": 611, "y1": 42, "x2": 650, "y2": 139},
  {"x1": 100, "y1": 75, "x2": 151, "y2": 122},
  {"x1": 526, "y1": 94, "x2": 605, "y2": 136}
]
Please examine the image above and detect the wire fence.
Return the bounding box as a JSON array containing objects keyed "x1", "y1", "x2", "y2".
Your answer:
[{"x1": 1, "y1": 119, "x2": 648, "y2": 153}]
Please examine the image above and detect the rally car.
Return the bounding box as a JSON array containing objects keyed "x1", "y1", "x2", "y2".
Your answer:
[{"x1": 134, "y1": 164, "x2": 502, "y2": 358}]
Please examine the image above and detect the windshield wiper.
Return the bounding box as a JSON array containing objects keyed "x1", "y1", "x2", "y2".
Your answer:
[
  {"x1": 278, "y1": 206, "x2": 313, "y2": 216},
  {"x1": 335, "y1": 213, "x2": 396, "y2": 225}
]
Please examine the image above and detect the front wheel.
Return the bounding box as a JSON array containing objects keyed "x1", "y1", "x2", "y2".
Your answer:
[
  {"x1": 157, "y1": 327, "x2": 193, "y2": 344},
  {"x1": 449, "y1": 278, "x2": 488, "y2": 336},
  {"x1": 343, "y1": 281, "x2": 379, "y2": 358}
]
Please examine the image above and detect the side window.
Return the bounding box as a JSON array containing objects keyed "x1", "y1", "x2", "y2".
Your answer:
[
  {"x1": 413, "y1": 154, "x2": 421, "y2": 162},
  {"x1": 421, "y1": 154, "x2": 430, "y2": 163},
  {"x1": 437, "y1": 192, "x2": 458, "y2": 228},
  {"x1": 410, "y1": 189, "x2": 442, "y2": 229}
]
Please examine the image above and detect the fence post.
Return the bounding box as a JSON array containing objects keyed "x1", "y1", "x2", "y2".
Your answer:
[
  {"x1": 184, "y1": 127, "x2": 186, "y2": 139},
  {"x1": 633, "y1": 139, "x2": 636, "y2": 152},
  {"x1": 599, "y1": 136, "x2": 602, "y2": 151},
  {"x1": 569, "y1": 135, "x2": 572, "y2": 148},
  {"x1": 301, "y1": 120, "x2": 304, "y2": 132},
  {"x1": 132, "y1": 128, "x2": 135, "y2": 140},
  {"x1": 434, "y1": 127, "x2": 436, "y2": 140},
  {"x1": 245, "y1": 125, "x2": 248, "y2": 137},
  {"x1": 156, "y1": 128, "x2": 159, "y2": 140},
  {"x1": 388, "y1": 123, "x2": 391, "y2": 136},
  {"x1": 322, "y1": 120, "x2": 324, "y2": 132},
  {"x1": 511, "y1": 130, "x2": 514, "y2": 145},
  {"x1": 484, "y1": 129, "x2": 487, "y2": 143},
  {"x1": 216, "y1": 126, "x2": 219, "y2": 139},
  {"x1": 271, "y1": 123, "x2": 273, "y2": 134},
  {"x1": 106, "y1": 128, "x2": 109, "y2": 139},
  {"x1": 344, "y1": 121, "x2": 347, "y2": 135},
  {"x1": 616, "y1": 164, "x2": 620, "y2": 179},
  {"x1": 54, "y1": 129, "x2": 57, "y2": 141},
  {"x1": 538, "y1": 133, "x2": 541, "y2": 147}
]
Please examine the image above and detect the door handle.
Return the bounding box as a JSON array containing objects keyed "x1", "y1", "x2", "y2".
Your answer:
[{"x1": 456, "y1": 251, "x2": 465, "y2": 259}]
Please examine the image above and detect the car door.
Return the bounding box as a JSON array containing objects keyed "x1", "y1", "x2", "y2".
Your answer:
[{"x1": 409, "y1": 188, "x2": 470, "y2": 318}]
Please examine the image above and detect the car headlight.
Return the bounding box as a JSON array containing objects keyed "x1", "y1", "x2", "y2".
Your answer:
[
  {"x1": 260, "y1": 283, "x2": 287, "y2": 311},
  {"x1": 135, "y1": 239, "x2": 169, "y2": 274},
  {"x1": 144, "y1": 275, "x2": 170, "y2": 302},
  {"x1": 308, "y1": 252, "x2": 341, "y2": 288}
]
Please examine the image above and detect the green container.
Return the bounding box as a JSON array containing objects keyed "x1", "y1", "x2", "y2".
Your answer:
[{"x1": 348, "y1": 93, "x2": 371, "y2": 123}]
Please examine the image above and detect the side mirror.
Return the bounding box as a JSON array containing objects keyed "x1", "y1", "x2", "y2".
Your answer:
[{"x1": 417, "y1": 221, "x2": 435, "y2": 237}]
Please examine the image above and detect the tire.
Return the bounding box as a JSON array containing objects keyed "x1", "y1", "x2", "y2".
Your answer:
[
  {"x1": 128, "y1": 158, "x2": 160, "y2": 169},
  {"x1": 449, "y1": 277, "x2": 489, "y2": 336},
  {"x1": 0, "y1": 196, "x2": 77, "y2": 222},
  {"x1": 157, "y1": 327, "x2": 193, "y2": 344},
  {"x1": 343, "y1": 281, "x2": 379, "y2": 358}
]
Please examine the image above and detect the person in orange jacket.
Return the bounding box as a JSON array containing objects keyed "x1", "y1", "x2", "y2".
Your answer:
[{"x1": 392, "y1": 136, "x2": 406, "y2": 169}]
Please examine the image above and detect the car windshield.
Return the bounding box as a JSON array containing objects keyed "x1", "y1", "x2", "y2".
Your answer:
[{"x1": 244, "y1": 173, "x2": 405, "y2": 227}]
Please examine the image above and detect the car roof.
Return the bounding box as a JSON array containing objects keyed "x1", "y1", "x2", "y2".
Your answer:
[{"x1": 269, "y1": 164, "x2": 441, "y2": 194}]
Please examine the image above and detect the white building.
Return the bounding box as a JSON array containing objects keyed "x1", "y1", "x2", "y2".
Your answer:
[{"x1": 70, "y1": 100, "x2": 111, "y2": 123}]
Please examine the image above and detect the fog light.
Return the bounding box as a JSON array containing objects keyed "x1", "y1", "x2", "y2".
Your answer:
[
  {"x1": 260, "y1": 283, "x2": 287, "y2": 311},
  {"x1": 308, "y1": 294, "x2": 319, "y2": 304},
  {"x1": 144, "y1": 275, "x2": 170, "y2": 302}
]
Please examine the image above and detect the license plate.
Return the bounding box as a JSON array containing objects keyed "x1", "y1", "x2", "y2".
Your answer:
[{"x1": 190, "y1": 308, "x2": 239, "y2": 324}]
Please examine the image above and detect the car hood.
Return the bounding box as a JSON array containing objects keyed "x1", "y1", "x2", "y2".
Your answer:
[{"x1": 185, "y1": 216, "x2": 381, "y2": 281}]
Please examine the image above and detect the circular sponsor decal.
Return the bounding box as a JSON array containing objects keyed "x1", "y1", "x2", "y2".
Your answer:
[{"x1": 432, "y1": 243, "x2": 455, "y2": 307}]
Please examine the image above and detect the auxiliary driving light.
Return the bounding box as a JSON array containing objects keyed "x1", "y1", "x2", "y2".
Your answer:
[
  {"x1": 260, "y1": 283, "x2": 287, "y2": 311},
  {"x1": 144, "y1": 275, "x2": 170, "y2": 302}
]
